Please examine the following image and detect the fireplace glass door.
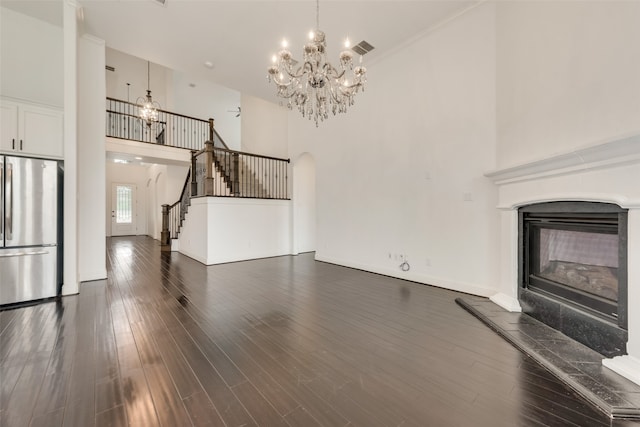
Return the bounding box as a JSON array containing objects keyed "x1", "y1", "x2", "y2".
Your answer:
[{"x1": 525, "y1": 213, "x2": 621, "y2": 321}]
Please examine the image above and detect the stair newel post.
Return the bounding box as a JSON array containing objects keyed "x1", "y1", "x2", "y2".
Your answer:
[
  {"x1": 203, "y1": 118, "x2": 216, "y2": 196},
  {"x1": 161, "y1": 204, "x2": 170, "y2": 247},
  {"x1": 204, "y1": 140, "x2": 215, "y2": 196},
  {"x1": 190, "y1": 150, "x2": 198, "y2": 197},
  {"x1": 233, "y1": 153, "x2": 240, "y2": 196}
]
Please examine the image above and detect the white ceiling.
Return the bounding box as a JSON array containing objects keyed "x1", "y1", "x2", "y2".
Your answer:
[{"x1": 2, "y1": 0, "x2": 478, "y2": 102}]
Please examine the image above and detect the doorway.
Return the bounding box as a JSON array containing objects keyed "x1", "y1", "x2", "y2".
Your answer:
[{"x1": 111, "y1": 183, "x2": 137, "y2": 236}]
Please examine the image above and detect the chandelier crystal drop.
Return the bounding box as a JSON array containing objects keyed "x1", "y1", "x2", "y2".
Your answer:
[
  {"x1": 267, "y1": 0, "x2": 367, "y2": 126},
  {"x1": 137, "y1": 61, "x2": 160, "y2": 127}
]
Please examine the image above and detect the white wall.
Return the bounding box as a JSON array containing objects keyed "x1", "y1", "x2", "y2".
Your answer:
[
  {"x1": 496, "y1": 1, "x2": 640, "y2": 168},
  {"x1": 105, "y1": 47, "x2": 169, "y2": 107},
  {"x1": 241, "y1": 94, "x2": 288, "y2": 158},
  {"x1": 0, "y1": 7, "x2": 64, "y2": 107},
  {"x1": 287, "y1": 2, "x2": 498, "y2": 297},
  {"x1": 169, "y1": 71, "x2": 241, "y2": 150},
  {"x1": 178, "y1": 198, "x2": 291, "y2": 265},
  {"x1": 106, "y1": 163, "x2": 149, "y2": 237},
  {"x1": 78, "y1": 35, "x2": 107, "y2": 281}
]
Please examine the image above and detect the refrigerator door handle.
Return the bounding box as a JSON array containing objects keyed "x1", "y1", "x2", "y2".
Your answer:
[
  {"x1": 5, "y1": 163, "x2": 11, "y2": 240},
  {"x1": 0, "y1": 250, "x2": 49, "y2": 258}
]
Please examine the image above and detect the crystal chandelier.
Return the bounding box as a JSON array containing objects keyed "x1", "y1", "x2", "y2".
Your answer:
[
  {"x1": 137, "y1": 61, "x2": 160, "y2": 127},
  {"x1": 267, "y1": 0, "x2": 367, "y2": 126}
]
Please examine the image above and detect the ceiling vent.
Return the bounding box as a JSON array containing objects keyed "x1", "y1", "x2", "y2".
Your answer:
[
  {"x1": 105, "y1": 65, "x2": 115, "y2": 72},
  {"x1": 352, "y1": 40, "x2": 375, "y2": 56}
]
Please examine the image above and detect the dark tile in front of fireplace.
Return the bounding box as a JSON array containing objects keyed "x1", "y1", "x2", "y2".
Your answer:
[
  {"x1": 538, "y1": 338, "x2": 604, "y2": 362},
  {"x1": 456, "y1": 297, "x2": 640, "y2": 420}
]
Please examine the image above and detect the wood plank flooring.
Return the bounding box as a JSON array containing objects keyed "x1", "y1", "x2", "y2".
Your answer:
[{"x1": 1, "y1": 236, "x2": 637, "y2": 426}]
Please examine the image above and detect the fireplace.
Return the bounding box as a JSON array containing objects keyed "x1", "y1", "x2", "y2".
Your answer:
[{"x1": 518, "y1": 201, "x2": 628, "y2": 357}]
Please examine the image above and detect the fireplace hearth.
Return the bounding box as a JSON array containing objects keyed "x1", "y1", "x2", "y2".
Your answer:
[{"x1": 519, "y1": 201, "x2": 628, "y2": 357}]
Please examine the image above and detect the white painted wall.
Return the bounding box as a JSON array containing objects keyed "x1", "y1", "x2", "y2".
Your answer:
[
  {"x1": 496, "y1": 1, "x2": 640, "y2": 168},
  {"x1": 106, "y1": 163, "x2": 149, "y2": 237},
  {"x1": 78, "y1": 34, "x2": 107, "y2": 281},
  {"x1": 241, "y1": 94, "x2": 288, "y2": 158},
  {"x1": 169, "y1": 71, "x2": 241, "y2": 150},
  {"x1": 293, "y1": 153, "x2": 316, "y2": 254},
  {"x1": 105, "y1": 47, "x2": 169, "y2": 107},
  {"x1": 0, "y1": 7, "x2": 64, "y2": 107},
  {"x1": 287, "y1": 2, "x2": 498, "y2": 297},
  {"x1": 178, "y1": 198, "x2": 291, "y2": 265}
]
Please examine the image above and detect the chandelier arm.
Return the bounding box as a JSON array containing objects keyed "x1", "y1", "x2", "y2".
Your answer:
[
  {"x1": 341, "y1": 80, "x2": 363, "y2": 90},
  {"x1": 322, "y1": 63, "x2": 346, "y2": 79},
  {"x1": 282, "y1": 65, "x2": 308, "y2": 79}
]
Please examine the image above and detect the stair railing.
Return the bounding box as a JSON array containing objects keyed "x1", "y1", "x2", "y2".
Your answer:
[{"x1": 161, "y1": 169, "x2": 191, "y2": 246}]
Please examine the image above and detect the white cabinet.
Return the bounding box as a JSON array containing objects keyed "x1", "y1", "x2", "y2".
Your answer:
[{"x1": 1, "y1": 99, "x2": 63, "y2": 159}]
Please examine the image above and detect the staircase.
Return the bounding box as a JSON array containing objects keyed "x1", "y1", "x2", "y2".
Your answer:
[
  {"x1": 161, "y1": 139, "x2": 290, "y2": 248},
  {"x1": 105, "y1": 97, "x2": 291, "y2": 248}
]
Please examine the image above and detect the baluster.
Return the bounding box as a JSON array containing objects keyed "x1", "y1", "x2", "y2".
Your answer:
[{"x1": 191, "y1": 151, "x2": 198, "y2": 197}]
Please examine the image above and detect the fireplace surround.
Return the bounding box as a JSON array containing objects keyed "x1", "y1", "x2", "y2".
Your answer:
[
  {"x1": 518, "y1": 201, "x2": 628, "y2": 357},
  {"x1": 484, "y1": 135, "x2": 640, "y2": 386}
]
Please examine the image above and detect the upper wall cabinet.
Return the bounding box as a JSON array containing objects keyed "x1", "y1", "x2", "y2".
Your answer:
[{"x1": 1, "y1": 98, "x2": 64, "y2": 159}]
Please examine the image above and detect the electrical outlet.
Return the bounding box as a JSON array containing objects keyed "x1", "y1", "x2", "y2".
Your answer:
[
  {"x1": 425, "y1": 258, "x2": 431, "y2": 266},
  {"x1": 463, "y1": 192, "x2": 473, "y2": 201}
]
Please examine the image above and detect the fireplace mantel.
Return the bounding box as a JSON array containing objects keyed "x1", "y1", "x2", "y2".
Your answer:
[{"x1": 485, "y1": 133, "x2": 640, "y2": 189}]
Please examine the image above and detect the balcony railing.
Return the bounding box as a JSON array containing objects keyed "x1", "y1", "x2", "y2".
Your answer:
[{"x1": 106, "y1": 97, "x2": 228, "y2": 150}]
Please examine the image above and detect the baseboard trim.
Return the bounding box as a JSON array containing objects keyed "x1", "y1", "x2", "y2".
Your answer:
[{"x1": 314, "y1": 254, "x2": 494, "y2": 297}]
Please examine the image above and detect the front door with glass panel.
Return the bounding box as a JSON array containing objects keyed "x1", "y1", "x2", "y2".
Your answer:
[{"x1": 111, "y1": 183, "x2": 137, "y2": 236}]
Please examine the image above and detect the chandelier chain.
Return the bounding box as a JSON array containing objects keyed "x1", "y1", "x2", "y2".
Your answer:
[
  {"x1": 316, "y1": 0, "x2": 319, "y2": 30},
  {"x1": 137, "y1": 59, "x2": 161, "y2": 127}
]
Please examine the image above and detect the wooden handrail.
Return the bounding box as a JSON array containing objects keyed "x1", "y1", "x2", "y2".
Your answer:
[
  {"x1": 105, "y1": 109, "x2": 168, "y2": 125},
  {"x1": 107, "y1": 97, "x2": 208, "y2": 123},
  {"x1": 206, "y1": 146, "x2": 291, "y2": 163}
]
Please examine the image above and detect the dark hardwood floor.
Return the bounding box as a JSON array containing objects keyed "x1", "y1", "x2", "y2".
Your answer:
[{"x1": 1, "y1": 236, "x2": 638, "y2": 426}]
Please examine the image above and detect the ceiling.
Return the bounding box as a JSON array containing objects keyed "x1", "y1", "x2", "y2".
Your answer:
[{"x1": 2, "y1": 0, "x2": 478, "y2": 102}]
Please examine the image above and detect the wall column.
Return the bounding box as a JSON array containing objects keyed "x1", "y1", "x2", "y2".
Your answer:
[{"x1": 62, "y1": 0, "x2": 79, "y2": 295}]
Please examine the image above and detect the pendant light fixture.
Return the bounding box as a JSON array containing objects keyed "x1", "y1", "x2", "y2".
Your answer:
[{"x1": 137, "y1": 61, "x2": 160, "y2": 127}]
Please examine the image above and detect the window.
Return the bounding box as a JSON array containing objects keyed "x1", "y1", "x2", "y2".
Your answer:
[{"x1": 115, "y1": 185, "x2": 133, "y2": 224}]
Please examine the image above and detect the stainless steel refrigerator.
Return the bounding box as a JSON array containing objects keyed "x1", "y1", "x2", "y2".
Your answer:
[{"x1": 0, "y1": 155, "x2": 60, "y2": 306}]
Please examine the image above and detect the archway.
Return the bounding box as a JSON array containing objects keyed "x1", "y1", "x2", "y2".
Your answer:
[{"x1": 293, "y1": 153, "x2": 316, "y2": 254}]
